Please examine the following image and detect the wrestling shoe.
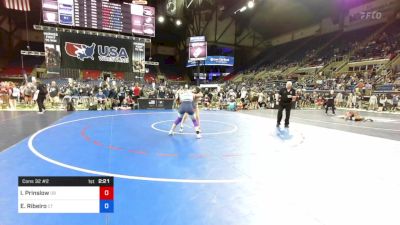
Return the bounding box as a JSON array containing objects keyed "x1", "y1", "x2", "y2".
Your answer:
[
  {"x1": 196, "y1": 133, "x2": 202, "y2": 139},
  {"x1": 179, "y1": 127, "x2": 184, "y2": 133},
  {"x1": 168, "y1": 130, "x2": 174, "y2": 136},
  {"x1": 284, "y1": 125, "x2": 289, "y2": 128},
  {"x1": 276, "y1": 124, "x2": 280, "y2": 128}
]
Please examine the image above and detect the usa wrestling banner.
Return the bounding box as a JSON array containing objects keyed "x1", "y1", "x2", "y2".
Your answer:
[{"x1": 60, "y1": 32, "x2": 133, "y2": 72}]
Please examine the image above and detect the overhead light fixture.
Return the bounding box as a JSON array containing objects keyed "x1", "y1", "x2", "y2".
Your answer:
[
  {"x1": 176, "y1": 19, "x2": 182, "y2": 26},
  {"x1": 248, "y1": 1, "x2": 254, "y2": 9},
  {"x1": 158, "y1": 16, "x2": 165, "y2": 23},
  {"x1": 239, "y1": 6, "x2": 247, "y2": 12}
]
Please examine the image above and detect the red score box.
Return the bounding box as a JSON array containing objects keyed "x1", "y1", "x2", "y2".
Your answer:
[{"x1": 100, "y1": 186, "x2": 114, "y2": 200}]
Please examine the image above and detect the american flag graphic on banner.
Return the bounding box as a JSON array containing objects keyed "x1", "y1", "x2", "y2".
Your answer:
[{"x1": 4, "y1": 0, "x2": 31, "y2": 11}]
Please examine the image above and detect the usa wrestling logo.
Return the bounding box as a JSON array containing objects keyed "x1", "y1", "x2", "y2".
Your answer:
[
  {"x1": 64, "y1": 42, "x2": 129, "y2": 63},
  {"x1": 65, "y1": 42, "x2": 96, "y2": 61}
]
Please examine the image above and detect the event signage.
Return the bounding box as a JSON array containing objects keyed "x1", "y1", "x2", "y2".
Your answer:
[
  {"x1": 187, "y1": 56, "x2": 234, "y2": 67},
  {"x1": 132, "y1": 41, "x2": 146, "y2": 73},
  {"x1": 188, "y1": 42, "x2": 207, "y2": 61},
  {"x1": 189, "y1": 36, "x2": 205, "y2": 43},
  {"x1": 44, "y1": 31, "x2": 61, "y2": 74},
  {"x1": 60, "y1": 32, "x2": 133, "y2": 72}
]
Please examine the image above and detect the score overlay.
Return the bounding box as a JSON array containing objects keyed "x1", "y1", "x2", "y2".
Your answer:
[{"x1": 18, "y1": 177, "x2": 114, "y2": 213}]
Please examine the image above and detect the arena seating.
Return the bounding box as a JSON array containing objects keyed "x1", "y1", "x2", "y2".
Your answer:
[
  {"x1": 0, "y1": 67, "x2": 33, "y2": 77},
  {"x1": 165, "y1": 74, "x2": 185, "y2": 81},
  {"x1": 284, "y1": 32, "x2": 340, "y2": 66},
  {"x1": 253, "y1": 37, "x2": 314, "y2": 69},
  {"x1": 82, "y1": 70, "x2": 102, "y2": 80},
  {"x1": 144, "y1": 73, "x2": 156, "y2": 83}
]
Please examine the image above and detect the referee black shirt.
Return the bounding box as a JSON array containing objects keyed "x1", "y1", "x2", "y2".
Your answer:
[{"x1": 279, "y1": 88, "x2": 296, "y2": 104}]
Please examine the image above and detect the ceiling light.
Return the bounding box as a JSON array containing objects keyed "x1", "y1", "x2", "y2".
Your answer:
[{"x1": 248, "y1": 1, "x2": 254, "y2": 9}]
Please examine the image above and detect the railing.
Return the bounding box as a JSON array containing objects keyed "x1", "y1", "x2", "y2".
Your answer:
[{"x1": 377, "y1": 53, "x2": 400, "y2": 74}]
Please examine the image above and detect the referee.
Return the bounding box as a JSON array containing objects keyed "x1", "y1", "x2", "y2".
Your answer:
[{"x1": 276, "y1": 81, "x2": 297, "y2": 128}]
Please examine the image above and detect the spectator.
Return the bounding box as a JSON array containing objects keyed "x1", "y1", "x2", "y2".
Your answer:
[
  {"x1": 8, "y1": 82, "x2": 20, "y2": 110},
  {"x1": 133, "y1": 83, "x2": 141, "y2": 103},
  {"x1": 49, "y1": 81, "x2": 59, "y2": 107},
  {"x1": 23, "y1": 83, "x2": 34, "y2": 106},
  {"x1": 257, "y1": 90, "x2": 265, "y2": 109},
  {"x1": 352, "y1": 94, "x2": 357, "y2": 108},
  {"x1": 379, "y1": 94, "x2": 388, "y2": 111},
  {"x1": 369, "y1": 94, "x2": 378, "y2": 111},
  {"x1": 391, "y1": 95, "x2": 398, "y2": 111},
  {"x1": 335, "y1": 92, "x2": 343, "y2": 107}
]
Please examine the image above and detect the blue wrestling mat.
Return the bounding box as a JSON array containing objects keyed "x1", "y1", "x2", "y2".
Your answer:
[{"x1": 1, "y1": 110, "x2": 400, "y2": 225}]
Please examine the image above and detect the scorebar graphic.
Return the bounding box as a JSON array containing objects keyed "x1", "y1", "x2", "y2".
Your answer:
[{"x1": 18, "y1": 176, "x2": 114, "y2": 213}]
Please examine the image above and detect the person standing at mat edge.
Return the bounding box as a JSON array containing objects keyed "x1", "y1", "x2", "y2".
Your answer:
[
  {"x1": 276, "y1": 81, "x2": 297, "y2": 128},
  {"x1": 325, "y1": 90, "x2": 336, "y2": 115},
  {"x1": 132, "y1": 83, "x2": 141, "y2": 104},
  {"x1": 36, "y1": 81, "x2": 48, "y2": 114}
]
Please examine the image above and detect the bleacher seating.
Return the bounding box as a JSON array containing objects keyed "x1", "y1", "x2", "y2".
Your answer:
[
  {"x1": 82, "y1": 70, "x2": 102, "y2": 80},
  {"x1": 253, "y1": 37, "x2": 313, "y2": 69},
  {"x1": 144, "y1": 73, "x2": 156, "y2": 83},
  {"x1": 0, "y1": 67, "x2": 33, "y2": 77},
  {"x1": 285, "y1": 32, "x2": 339, "y2": 66},
  {"x1": 166, "y1": 74, "x2": 184, "y2": 81},
  {"x1": 222, "y1": 73, "x2": 237, "y2": 81}
]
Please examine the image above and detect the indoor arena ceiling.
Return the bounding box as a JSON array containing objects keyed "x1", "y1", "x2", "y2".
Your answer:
[
  {"x1": 0, "y1": 0, "x2": 375, "y2": 41},
  {"x1": 217, "y1": 0, "x2": 375, "y2": 38}
]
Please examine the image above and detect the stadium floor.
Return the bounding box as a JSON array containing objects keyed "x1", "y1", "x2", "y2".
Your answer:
[{"x1": 1, "y1": 109, "x2": 400, "y2": 225}]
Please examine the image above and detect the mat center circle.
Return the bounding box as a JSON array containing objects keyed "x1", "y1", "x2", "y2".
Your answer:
[{"x1": 151, "y1": 119, "x2": 238, "y2": 135}]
